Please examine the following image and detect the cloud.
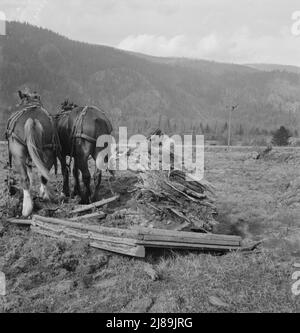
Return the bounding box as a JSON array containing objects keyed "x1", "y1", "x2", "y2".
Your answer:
[
  {"x1": 118, "y1": 27, "x2": 300, "y2": 66},
  {"x1": 118, "y1": 34, "x2": 219, "y2": 58},
  {"x1": 227, "y1": 26, "x2": 300, "y2": 64}
]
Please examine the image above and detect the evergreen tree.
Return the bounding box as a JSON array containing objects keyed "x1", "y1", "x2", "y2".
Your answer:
[
  {"x1": 222, "y1": 122, "x2": 228, "y2": 133},
  {"x1": 272, "y1": 126, "x2": 291, "y2": 146},
  {"x1": 205, "y1": 124, "x2": 211, "y2": 134}
]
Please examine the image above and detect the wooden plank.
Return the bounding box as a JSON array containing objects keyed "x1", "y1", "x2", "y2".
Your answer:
[
  {"x1": 32, "y1": 216, "x2": 242, "y2": 252},
  {"x1": 90, "y1": 242, "x2": 145, "y2": 258},
  {"x1": 87, "y1": 232, "x2": 139, "y2": 246},
  {"x1": 133, "y1": 226, "x2": 241, "y2": 241},
  {"x1": 32, "y1": 229, "x2": 237, "y2": 253},
  {"x1": 142, "y1": 234, "x2": 240, "y2": 246},
  {"x1": 37, "y1": 225, "x2": 139, "y2": 247},
  {"x1": 32, "y1": 226, "x2": 145, "y2": 258},
  {"x1": 70, "y1": 196, "x2": 119, "y2": 215},
  {"x1": 69, "y1": 212, "x2": 106, "y2": 221},
  {"x1": 33, "y1": 221, "x2": 65, "y2": 234},
  {"x1": 133, "y1": 227, "x2": 241, "y2": 244},
  {"x1": 31, "y1": 227, "x2": 64, "y2": 240},
  {"x1": 138, "y1": 240, "x2": 240, "y2": 251},
  {"x1": 7, "y1": 218, "x2": 32, "y2": 226},
  {"x1": 34, "y1": 216, "x2": 241, "y2": 245},
  {"x1": 33, "y1": 216, "x2": 143, "y2": 240}
]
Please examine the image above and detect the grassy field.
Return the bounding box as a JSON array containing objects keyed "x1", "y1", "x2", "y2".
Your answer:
[{"x1": 0, "y1": 146, "x2": 299, "y2": 313}]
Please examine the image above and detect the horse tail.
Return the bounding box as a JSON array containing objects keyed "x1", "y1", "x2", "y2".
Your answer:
[{"x1": 24, "y1": 118, "x2": 50, "y2": 181}]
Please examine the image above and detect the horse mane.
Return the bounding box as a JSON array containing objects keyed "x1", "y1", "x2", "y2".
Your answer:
[{"x1": 60, "y1": 100, "x2": 78, "y2": 112}]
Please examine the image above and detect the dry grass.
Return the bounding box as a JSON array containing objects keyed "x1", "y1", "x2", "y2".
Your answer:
[{"x1": 0, "y1": 146, "x2": 299, "y2": 313}]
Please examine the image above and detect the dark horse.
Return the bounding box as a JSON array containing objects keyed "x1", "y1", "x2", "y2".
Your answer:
[
  {"x1": 56, "y1": 101, "x2": 113, "y2": 204},
  {"x1": 6, "y1": 91, "x2": 59, "y2": 217}
]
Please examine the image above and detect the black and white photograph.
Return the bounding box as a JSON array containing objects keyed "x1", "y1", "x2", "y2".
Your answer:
[{"x1": 0, "y1": 0, "x2": 299, "y2": 315}]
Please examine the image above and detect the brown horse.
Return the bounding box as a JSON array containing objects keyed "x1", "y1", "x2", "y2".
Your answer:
[
  {"x1": 56, "y1": 101, "x2": 113, "y2": 204},
  {"x1": 6, "y1": 91, "x2": 59, "y2": 217}
]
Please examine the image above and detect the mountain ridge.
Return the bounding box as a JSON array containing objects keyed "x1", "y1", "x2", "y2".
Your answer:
[
  {"x1": 245, "y1": 63, "x2": 300, "y2": 74},
  {"x1": 0, "y1": 21, "x2": 299, "y2": 141}
]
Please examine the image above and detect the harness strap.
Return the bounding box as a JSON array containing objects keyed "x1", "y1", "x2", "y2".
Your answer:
[
  {"x1": 6, "y1": 104, "x2": 61, "y2": 175},
  {"x1": 67, "y1": 105, "x2": 112, "y2": 168},
  {"x1": 76, "y1": 133, "x2": 96, "y2": 143},
  {"x1": 68, "y1": 106, "x2": 89, "y2": 168},
  {"x1": 11, "y1": 132, "x2": 27, "y2": 146}
]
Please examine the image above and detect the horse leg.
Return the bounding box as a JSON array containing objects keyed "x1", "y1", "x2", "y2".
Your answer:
[
  {"x1": 92, "y1": 143, "x2": 115, "y2": 201},
  {"x1": 21, "y1": 166, "x2": 33, "y2": 217},
  {"x1": 92, "y1": 169, "x2": 102, "y2": 202},
  {"x1": 40, "y1": 176, "x2": 51, "y2": 201},
  {"x1": 60, "y1": 154, "x2": 70, "y2": 197},
  {"x1": 72, "y1": 160, "x2": 81, "y2": 198},
  {"x1": 27, "y1": 162, "x2": 33, "y2": 189},
  {"x1": 75, "y1": 141, "x2": 92, "y2": 204},
  {"x1": 39, "y1": 149, "x2": 55, "y2": 201},
  {"x1": 9, "y1": 140, "x2": 33, "y2": 217},
  {"x1": 15, "y1": 158, "x2": 32, "y2": 217},
  {"x1": 78, "y1": 159, "x2": 92, "y2": 204}
]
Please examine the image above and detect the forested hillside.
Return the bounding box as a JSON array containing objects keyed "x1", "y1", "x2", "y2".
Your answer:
[
  {"x1": 0, "y1": 21, "x2": 300, "y2": 144},
  {"x1": 246, "y1": 64, "x2": 300, "y2": 74}
]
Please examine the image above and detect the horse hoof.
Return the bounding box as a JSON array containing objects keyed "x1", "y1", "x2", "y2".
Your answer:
[
  {"x1": 22, "y1": 190, "x2": 33, "y2": 217},
  {"x1": 22, "y1": 209, "x2": 33, "y2": 218}
]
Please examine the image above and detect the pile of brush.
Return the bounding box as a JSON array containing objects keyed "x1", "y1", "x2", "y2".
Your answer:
[{"x1": 109, "y1": 130, "x2": 218, "y2": 232}]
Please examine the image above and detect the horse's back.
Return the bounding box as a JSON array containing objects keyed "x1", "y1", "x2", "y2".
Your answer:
[
  {"x1": 69, "y1": 106, "x2": 113, "y2": 137},
  {"x1": 9, "y1": 106, "x2": 54, "y2": 145}
]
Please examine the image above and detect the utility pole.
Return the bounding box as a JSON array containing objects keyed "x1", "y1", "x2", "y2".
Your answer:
[{"x1": 227, "y1": 104, "x2": 239, "y2": 150}]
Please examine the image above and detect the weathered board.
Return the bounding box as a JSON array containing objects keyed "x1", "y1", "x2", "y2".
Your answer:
[{"x1": 30, "y1": 215, "x2": 242, "y2": 257}]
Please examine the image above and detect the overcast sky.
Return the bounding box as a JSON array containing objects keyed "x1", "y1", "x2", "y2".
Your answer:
[{"x1": 1, "y1": 0, "x2": 300, "y2": 65}]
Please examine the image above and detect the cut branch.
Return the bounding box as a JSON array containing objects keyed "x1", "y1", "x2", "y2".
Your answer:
[{"x1": 70, "y1": 195, "x2": 119, "y2": 215}]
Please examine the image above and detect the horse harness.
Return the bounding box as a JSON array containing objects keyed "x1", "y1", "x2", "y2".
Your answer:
[
  {"x1": 66, "y1": 106, "x2": 99, "y2": 168},
  {"x1": 56, "y1": 105, "x2": 112, "y2": 169},
  {"x1": 71, "y1": 106, "x2": 97, "y2": 144},
  {"x1": 6, "y1": 103, "x2": 61, "y2": 156}
]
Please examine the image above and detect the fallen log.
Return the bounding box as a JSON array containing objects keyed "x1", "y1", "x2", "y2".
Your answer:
[
  {"x1": 31, "y1": 216, "x2": 242, "y2": 257},
  {"x1": 70, "y1": 195, "x2": 119, "y2": 215}
]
